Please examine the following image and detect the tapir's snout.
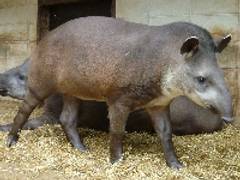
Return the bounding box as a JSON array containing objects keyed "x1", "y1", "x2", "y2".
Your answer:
[
  {"x1": 209, "y1": 104, "x2": 233, "y2": 123},
  {"x1": 199, "y1": 87, "x2": 233, "y2": 120},
  {"x1": 215, "y1": 87, "x2": 233, "y2": 124}
]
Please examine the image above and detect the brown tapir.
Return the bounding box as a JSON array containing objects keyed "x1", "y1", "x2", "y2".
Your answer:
[
  {"x1": 0, "y1": 59, "x2": 225, "y2": 135},
  {"x1": 6, "y1": 17, "x2": 232, "y2": 169}
]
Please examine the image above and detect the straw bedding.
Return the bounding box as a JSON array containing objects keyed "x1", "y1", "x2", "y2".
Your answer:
[{"x1": 0, "y1": 98, "x2": 239, "y2": 179}]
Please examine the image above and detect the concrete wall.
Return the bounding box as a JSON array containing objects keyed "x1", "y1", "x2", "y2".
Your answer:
[
  {"x1": 0, "y1": 0, "x2": 38, "y2": 71},
  {"x1": 117, "y1": 0, "x2": 239, "y2": 29},
  {"x1": 117, "y1": 0, "x2": 240, "y2": 116}
]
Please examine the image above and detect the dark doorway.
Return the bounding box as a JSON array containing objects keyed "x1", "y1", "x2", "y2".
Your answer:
[{"x1": 38, "y1": 0, "x2": 115, "y2": 40}]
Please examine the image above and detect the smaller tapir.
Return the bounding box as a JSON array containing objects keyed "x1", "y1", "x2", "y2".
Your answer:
[
  {"x1": 0, "y1": 60, "x2": 29, "y2": 99},
  {"x1": 0, "y1": 59, "x2": 226, "y2": 135},
  {"x1": 5, "y1": 17, "x2": 232, "y2": 169}
]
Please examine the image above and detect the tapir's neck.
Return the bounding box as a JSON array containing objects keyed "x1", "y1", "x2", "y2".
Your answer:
[{"x1": 144, "y1": 63, "x2": 184, "y2": 109}]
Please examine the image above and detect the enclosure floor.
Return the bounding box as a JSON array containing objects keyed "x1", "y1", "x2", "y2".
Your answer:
[{"x1": 0, "y1": 99, "x2": 239, "y2": 179}]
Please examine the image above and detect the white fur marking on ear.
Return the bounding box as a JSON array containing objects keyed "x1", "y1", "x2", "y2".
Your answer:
[
  {"x1": 181, "y1": 36, "x2": 200, "y2": 55},
  {"x1": 224, "y1": 34, "x2": 232, "y2": 40},
  {"x1": 184, "y1": 36, "x2": 199, "y2": 42}
]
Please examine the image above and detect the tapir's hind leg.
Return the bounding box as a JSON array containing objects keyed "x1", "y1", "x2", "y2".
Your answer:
[
  {"x1": 6, "y1": 88, "x2": 45, "y2": 147},
  {"x1": 60, "y1": 96, "x2": 86, "y2": 151}
]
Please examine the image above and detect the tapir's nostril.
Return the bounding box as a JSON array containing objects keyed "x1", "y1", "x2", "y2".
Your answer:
[{"x1": 221, "y1": 116, "x2": 234, "y2": 123}]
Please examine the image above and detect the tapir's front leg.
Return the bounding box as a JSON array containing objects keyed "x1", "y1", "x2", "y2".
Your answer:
[
  {"x1": 147, "y1": 107, "x2": 183, "y2": 169},
  {"x1": 7, "y1": 90, "x2": 43, "y2": 147},
  {"x1": 108, "y1": 100, "x2": 130, "y2": 164}
]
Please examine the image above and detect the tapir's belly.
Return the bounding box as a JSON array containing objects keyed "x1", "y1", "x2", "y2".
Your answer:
[
  {"x1": 56, "y1": 69, "x2": 119, "y2": 101},
  {"x1": 57, "y1": 79, "x2": 109, "y2": 101}
]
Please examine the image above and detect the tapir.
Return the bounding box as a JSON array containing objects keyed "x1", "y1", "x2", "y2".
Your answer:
[{"x1": 5, "y1": 17, "x2": 232, "y2": 169}]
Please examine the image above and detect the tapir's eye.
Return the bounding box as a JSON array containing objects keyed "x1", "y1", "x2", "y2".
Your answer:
[
  {"x1": 18, "y1": 74, "x2": 25, "y2": 81},
  {"x1": 197, "y1": 76, "x2": 206, "y2": 84}
]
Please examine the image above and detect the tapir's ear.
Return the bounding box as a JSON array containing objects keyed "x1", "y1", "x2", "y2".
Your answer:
[
  {"x1": 214, "y1": 34, "x2": 231, "y2": 53},
  {"x1": 180, "y1": 36, "x2": 199, "y2": 56}
]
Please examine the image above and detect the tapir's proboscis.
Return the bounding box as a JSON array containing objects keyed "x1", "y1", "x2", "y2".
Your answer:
[{"x1": 5, "y1": 17, "x2": 232, "y2": 169}]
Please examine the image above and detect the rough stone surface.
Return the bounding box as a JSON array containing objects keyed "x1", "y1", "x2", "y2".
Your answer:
[
  {"x1": 0, "y1": 0, "x2": 37, "y2": 71},
  {"x1": 116, "y1": 0, "x2": 149, "y2": 24},
  {"x1": 223, "y1": 69, "x2": 239, "y2": 116}
]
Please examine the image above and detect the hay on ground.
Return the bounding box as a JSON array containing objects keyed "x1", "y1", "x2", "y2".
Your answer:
[{"x1": 0, "y1": 99, "x2": 239, "y2": 179}]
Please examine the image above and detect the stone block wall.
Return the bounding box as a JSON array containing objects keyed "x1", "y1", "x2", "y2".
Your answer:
[
  {"x1": 0, "y1": 0, "x2": 38, "y2": 72},
  {"x1": 117, "y1": 0, "x2": 239, "y2": 29}
]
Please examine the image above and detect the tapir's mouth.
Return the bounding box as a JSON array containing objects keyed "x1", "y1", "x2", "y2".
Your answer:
[
  {"x1": 205, "y1": 104, "x2": 233, "y2": 123},
  {"x1": 0, "y1": 88, "x2": 24, "y2": 100},
  {"x1": 0, "y1": 88, "x2": 8, "y2": 96},
  {"x1": 221, "y1": 116, "x2": 234, "y2": 123}
]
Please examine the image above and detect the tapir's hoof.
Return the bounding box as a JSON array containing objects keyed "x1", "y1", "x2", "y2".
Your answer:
[
  {"x1": 168, "y1": 161, "x2": 184, "y2": 170},
  {"x1": 73, "y1": 143, "x2": 87, "y2": 152},
  {"x1": 6, "y1": 134, "x2": 19, "y2": 147},
  {"x1": 110, "y1": 153, "x2": 123, "y2": 164}
]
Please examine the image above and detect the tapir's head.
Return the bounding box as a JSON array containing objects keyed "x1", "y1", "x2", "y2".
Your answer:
[
  {"x1": 173, "y1": 33, "x2": 233, "y2": 123},
  {"x1": 0, "y1": 59, "x2": 29, "y2": 100}
]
